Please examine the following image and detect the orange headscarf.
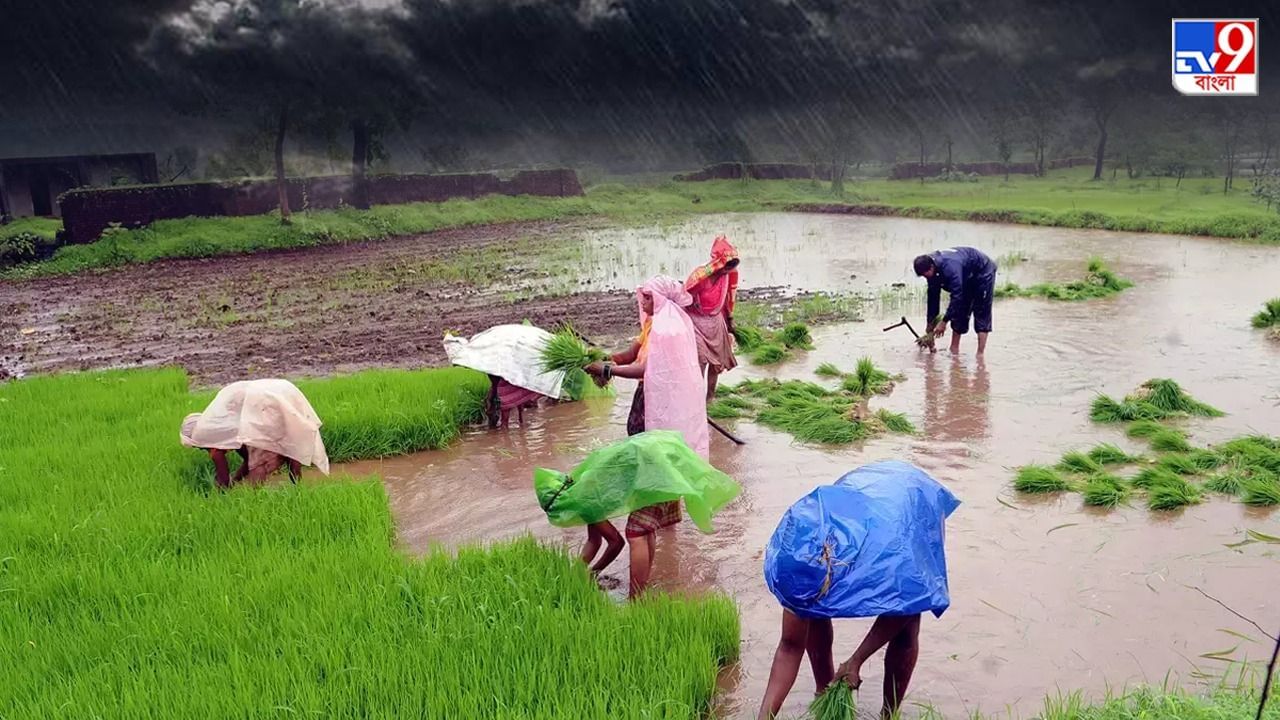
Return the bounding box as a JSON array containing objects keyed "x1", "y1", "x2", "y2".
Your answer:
[{"x1": 684, "y1": 235, "x2": 739, "y2": 316}]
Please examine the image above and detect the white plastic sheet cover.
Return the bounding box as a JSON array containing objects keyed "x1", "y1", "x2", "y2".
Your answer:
[
  {"x1": 442, "y1": 324, "x2": 567, "y2": 399},
  {"x1": 180, "y1": 378, "x2": 330, "y2": 475}
]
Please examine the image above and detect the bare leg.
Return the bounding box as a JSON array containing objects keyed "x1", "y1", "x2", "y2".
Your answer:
[
  {"x1": 500, "y1": 409, "x2": 510, "y2": 429},
  {"x1": 756, "y1": 610, "x2": 812, "y2": 720},
  {"x1": 589, "y1": 521, "x2": 625, "y2": 575},
  {"x1": 628, "y1": 533, "x2": 654, "y2": 599},
  {"x1": 517, "y1": 405, "x2": 525, "y2": 426},
  {"x1": 581, "y1": 524, "x2": 603, "y2": 565},
  {"x1": 948, "y1": 332, "x2": 961, "y2": 354},
  {"x1": 486, "y1": 376, "x2": 500, "y2": 429},
  {"x1": 806, "y1": 617, "x2": 835, "y2": 693},
  {"x1": 836, "y1": 614, "x2": 919, "y2": 693},
  {"x1": 881, "y1": 615, "x2": 921, "y2": 717},
  {"x1": 705, "y1": 366, "x2": 720, "y2": 403},
  {"x1": 976, "y1": 331, "x2": 989, "y2": 355}
]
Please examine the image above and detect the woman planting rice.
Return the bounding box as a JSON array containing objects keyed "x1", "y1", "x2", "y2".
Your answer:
[
  {"x1": 443, "y1": 324, "x2": 571, "y2": 428},
  {"x1": 756, "y1": 461, "x2": 960, "y2": 720},
  {"x1": 684, "y1": 235, "x2": 741, "y2": 402},
  {"x1": 180, "y1": 378, "x2": 330, "y2": 488},
  {"x1": 585, "y1": 275, "x2": 709, "y2": 597}
]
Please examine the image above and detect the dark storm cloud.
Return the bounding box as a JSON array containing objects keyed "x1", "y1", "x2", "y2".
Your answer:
[{"x1": 2, "y1": 0, "x2": 1276, "y2": 159}]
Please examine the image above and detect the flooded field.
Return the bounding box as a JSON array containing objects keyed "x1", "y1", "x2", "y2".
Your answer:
[{"x1": 342, "y1": 213, "x2": 1280, "y2": 718}]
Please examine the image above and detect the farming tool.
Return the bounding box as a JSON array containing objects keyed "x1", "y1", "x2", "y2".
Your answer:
[
  {"x1": 882, "y1": 316, "x2": 935, "y2": 352},
  {"x1": 708, "y1": 418, "x2": 746, "y2": 446}
]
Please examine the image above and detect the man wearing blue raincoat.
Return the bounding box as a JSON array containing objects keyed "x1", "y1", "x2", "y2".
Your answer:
[{"x1": 914, "y1": 246, "x2": 998, "y2": 355}]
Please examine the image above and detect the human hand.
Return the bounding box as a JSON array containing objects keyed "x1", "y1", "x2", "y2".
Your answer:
[
  {"x1": 933, "y1": 321, "x2": 947, "y2": 339},
  {"x1": 584, "y1": 362, "x2": 604, "y2": 376},
  {"x1": 834, "y1": 657, "x2": 862, "y2": 689}
]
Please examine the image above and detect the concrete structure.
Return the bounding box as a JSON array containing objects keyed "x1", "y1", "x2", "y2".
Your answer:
[{"x1": 0, "y1": 153, "x2": 158, "y2": 220}]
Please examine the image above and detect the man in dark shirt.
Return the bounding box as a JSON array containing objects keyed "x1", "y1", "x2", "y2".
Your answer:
[{"x1": 913, "y1": 247, "x2": 998, "y2": 355}]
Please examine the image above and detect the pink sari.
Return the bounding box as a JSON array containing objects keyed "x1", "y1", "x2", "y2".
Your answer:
[{"x1": 636, "y1": 276, "x2": 710, "y2": 459}]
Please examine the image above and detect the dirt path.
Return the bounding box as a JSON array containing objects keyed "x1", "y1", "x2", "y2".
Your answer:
[{"x1": 0, "y1": 221, "x2": 644, "y2": 385}]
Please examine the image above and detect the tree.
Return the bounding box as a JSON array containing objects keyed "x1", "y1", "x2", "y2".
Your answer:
[
  {"x1": 991, "y1": 114, "x2": 1014, "y2": 181},
  {"x1": 1025, "y1": 94, "x2": 1060, "y2": 177},
  {"x1": 1214, "y1": 107, "x2": 1245, "y2": 194},
  {"x1": 1080, "y1": 72, "x2": 1123, "y2": 181},
  {"x1": 159, "y1": 146, "x2": 198, "y2": 183}
]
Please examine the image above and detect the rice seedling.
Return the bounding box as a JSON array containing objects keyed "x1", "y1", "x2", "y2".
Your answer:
[
  {"x1": 1147, "y1": 475, "x2": 1202, "y2": 510},
  {"x1": 751, "y1": 342, "x2": 788, "y2": 365},
  {"x1": 1250, "y1": 297, "x2": 1280, "y2": 329},
  {"x1": 1157, "y1": 453, "x2": 1200, "y2": 475},
  {"x1": 1183, "y1": 449, "x2": 1224, "y2": 471},
  {"x1": 875, "y1": 408, "x2": 916, "y2": 434},
  {"x1": 1015, "y1": 465, "x2": 1073, "y2": 493},
  {"x1": 1215, "y1": 436, "x2": 1280, "y2": 474},
  {"x1": 1130, "y1": 466, "x2": 1183, "y2": 489},
  {"x1": 707, "y1": 400, "x2": 744, "y2": 419},
  {"x1": 814, "y1": 362, "x2": 843, "y2": 378},
  {"x1": 1087, "y1": 443, "x2": 1140, "y2": 465},
  {"x1": 1091, "y1": 379, "x2": 1221, "y2": 424},
  {"x1": 717, "y1": 395, "x2": 754, "y2": 410},
  {"x1": 0, "y1": 368, "x2": 741, "y2": 717},
  {"x1": 809, "y1": 681, "x2": 856, "y2": 720},
  {"x1": 778, "y1": 322, "x2": 814, "y2": 350},
  {"x1": 1203, "y1": 467, "x2": 1247, "y2": 495},
  {"x1": 1125, "y1": 419, "x2": 1167, "y2": 438},
  {"x1": 841, "y1": 357, "x2": 894, "y2": 397},
  {"x1": 732, "y1": 324, "x2": 766, "y2": 351},
  {"x1": 1058, "y1": 451, "x2": 1105, "y2": 474},
  {"x1": 1148, "y1": 429, "x2": 1192, "y2": 453},
  {"x1": 1241, "y1": 476, "x2": 1280, "y2": 506},
  {"x1": 999, "y1": 258, "x2": 1133, "y2": 302},
  {"x1": 1082, "y1": 473, "x2": 1129, "y2": 508},
  {"x1": 539, "y1": 325, "x2": 607, "y2": 374}
]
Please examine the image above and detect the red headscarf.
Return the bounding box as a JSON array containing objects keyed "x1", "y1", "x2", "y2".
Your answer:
[{"x1": 684, "y1": 235, "x2": 739, "y2": 316}]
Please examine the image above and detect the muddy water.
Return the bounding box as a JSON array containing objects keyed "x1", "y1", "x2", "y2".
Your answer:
[{"x1": 342, "y1": 214, "x2": 1280, "y2": 719}]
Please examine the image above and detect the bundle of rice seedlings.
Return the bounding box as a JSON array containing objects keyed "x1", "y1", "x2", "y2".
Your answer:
[
  {"x1": 1138, "y1": 379, "x2": 1223, "y2": 418},
  {"x1": 751, "y1": 343, "x2": 788, "y2": 365},
  {"x1": 1184, "y1": 449, "x2": 1224, "y2": 471},
  {"x1": 707, "y1": 400, "x2": 744, "y2": 419},
  {"x1": 1091, "y1": 395, "x2": 1161, "y2": 423},
  {"x1": 1131, "y1": 466, "x2": 1182, "y2": 489},
  {"x1": 1014, "y1": 465, "x2": 1072, "y2": 493},
  {"x1": 539, "y1": 326, "x2": 606, "y2": 374},
  {"x1": 1058, "y1": 451, "x2": 1104, "y2": 474},
  {"x1": 1082, "y1": 473, "x2": 1129, "y2": 508},
  {"x1": 732, "y1": 324, "x2": 766, "y2": 352},
  {"x1": 1126, "y1": 419, "x2": 1168, "y2": 438},
  {"x1": 842, "y1": 357, "x2": 894, "y2": 397},
  {"x1": 809, "y1": 681, "x2": 855, "y2": 720},
  {"x1": 1147, "y1": 476, "x2": 1201, "y2": 510},
  {"x1": 1203, "y1": 467, "x2": 1248, "y2": 495},
  {"x1": 1157, "y1": 453, "x2": 1200, "y2": 475},
  {"x1": 779, "y1": 322, "x2": 814, "y2": 350},
  {"x1": 875, "y1": 408, "x2": 916, "y2": 435},
  {"x1": 1241, "y1": 476, "x2": 1280, "y2": 506},
  {"x1": 1148, "y1": 428, "x2": 1192, "y2": 453},
  {"x1": 1250, "y1": 297, "x2": 1280, "y2": 329},
  {"x1": 814, "y1": 362, "x2": 843, "y2": 378},
  {"x1": 1087, "y1": 443, "x2": 1140, "y2": 465},
  {"x1": 718, "y1": 395, "x2": 754, "y2": 410},
  {"x1": 1215, "y1": 436, "x2": 1280, "y2": 474},
  {"x1": 1010, "y1": 259, "x2": 1134, "y2": 301},
  {"x1": 758, "y1": 398, "x2": 867, "y2": 444}
]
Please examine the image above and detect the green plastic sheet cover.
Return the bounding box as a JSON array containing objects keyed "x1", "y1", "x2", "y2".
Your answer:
[{"x1": 534, "y1": 430, "x2": 741, "y2": 531}]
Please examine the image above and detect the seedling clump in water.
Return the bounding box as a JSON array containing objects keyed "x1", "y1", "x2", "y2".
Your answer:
[
  {"x1": 1057, "y1": 451, "x2": 1104, "y2": 475},
  {"x1": 1014, "y1": 465, "x2": 1072, "y2": 493},
  {"x1": 716, "y1": 359, "x2": 912, "y2": 445},
  {"x1": 1241, "y1": 475, "x2": 1280, "y2": 506},
  {"x1": 1082, "y1": 473, "x2": 1130, "y2": 508},
  {"x1": 1147, "y1": 475, "x2": 1201, "y2": 510},
  {"x1": 1251, "y1": 297, "x2": 1280, "y2": 329},
  {"x1": 996, "y1": 257, "x2": 1133, "y2": 301},
  {"x1": 1087, "y1": 443, "x2": 1141, "y2": 465},
  {"x1": 1091, "y1": 379, "x2": 1223, "y2": 424}
]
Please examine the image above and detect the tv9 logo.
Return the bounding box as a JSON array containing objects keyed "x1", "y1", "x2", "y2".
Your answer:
[{"x1": 1172, "y1": 19, "x2": 1258, "y2": 95}]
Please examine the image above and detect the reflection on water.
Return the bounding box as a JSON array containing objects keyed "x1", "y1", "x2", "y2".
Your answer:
[{"x1": 341, "y1": 214, "x2": 1280, "y2": 719}]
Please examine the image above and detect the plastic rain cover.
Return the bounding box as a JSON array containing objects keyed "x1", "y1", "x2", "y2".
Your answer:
[{"x1": 180, "y1": 379, "x2": 330, "y2": 474}]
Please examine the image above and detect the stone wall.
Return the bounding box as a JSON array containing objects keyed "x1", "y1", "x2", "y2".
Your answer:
[
  {"x1": 58, "y1": 168, "x2": 583, "y2": 245},
  {"x1": 888, "y1": 162, "x2": 1040, "y2": 180}
]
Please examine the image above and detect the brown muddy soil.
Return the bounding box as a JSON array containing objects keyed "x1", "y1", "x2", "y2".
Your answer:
[{"x1": 0, "y1": 221, "x2": 644, "y2": 385}]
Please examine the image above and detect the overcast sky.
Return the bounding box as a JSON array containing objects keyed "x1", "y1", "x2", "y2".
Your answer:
[{"x1": 2, "y1": 0, "x2": 1274, "y2": 163}]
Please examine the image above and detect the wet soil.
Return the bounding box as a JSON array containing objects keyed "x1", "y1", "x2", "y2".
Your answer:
[{"x1": 340, "y1": 214, "x2": 1280, "y2": 719}]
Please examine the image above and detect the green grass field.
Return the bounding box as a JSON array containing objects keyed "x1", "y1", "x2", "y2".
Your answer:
[
  {"x1": 0, "y1": 368, "x2": 739, "y2": 718},
  {"x1": 7, "y1": 166, "x2": 1279, "y2": 278}
]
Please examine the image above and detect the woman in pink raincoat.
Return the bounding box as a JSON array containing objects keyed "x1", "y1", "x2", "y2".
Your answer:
[{"x1": 585, "y1": 275, "x2": 709, "y2": 597}]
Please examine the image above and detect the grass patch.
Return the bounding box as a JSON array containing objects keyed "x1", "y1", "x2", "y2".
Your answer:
[
  {"x1": 1251, "y1": 297, "x2": 1280, "y2": 329},
  {"x1": 996, "y1": 257, "x2": 1133, "y2": 301},
  {"x1": 1087, "y1": 443, "x2": 1141, "y2": 465},
  {"x1": 0, "y1": 368, "x2": 740, "y2": 716},
  {"x1": 1014, "y1": 465, "x2": 1072, "y2": 493},
  {"x1": 1082, "y1": 473, "x2": 1130, "y2": 508},
  {"x1": 1091, "y1": 379, "x2": 1223, "y2": 424}
]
